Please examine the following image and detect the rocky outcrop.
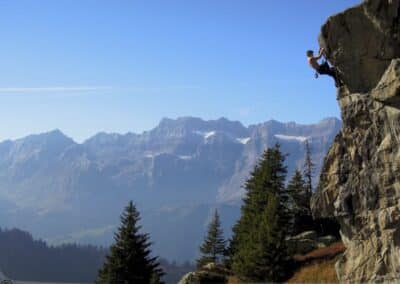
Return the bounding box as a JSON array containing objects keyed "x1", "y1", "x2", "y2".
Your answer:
[
  {"x1": 286, "y1": 231, "x2": 337, "y2": 255},
  {"x1": 319, "y1": 0, "x2": 400, "y2": 94},
  {"x1": 178, "y1": 263, "x2": 229, "y2": 284},
  {"x1": 311, "y1": 0, "x2": 400, "y2": 282}
]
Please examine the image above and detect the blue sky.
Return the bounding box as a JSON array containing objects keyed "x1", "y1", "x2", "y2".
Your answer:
[{"x1": 0, "y1": 0, "x2": 361, "y2": 142}]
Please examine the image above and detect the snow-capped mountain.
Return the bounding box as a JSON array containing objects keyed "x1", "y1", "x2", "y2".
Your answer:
[{"x1": 0, "y1": 116, "x2": 341, "y2": 261}]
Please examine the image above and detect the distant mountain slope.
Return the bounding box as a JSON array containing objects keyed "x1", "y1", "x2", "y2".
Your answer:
[{"x1": 0, "y1": 117, "x2": 341, "y2": 261}]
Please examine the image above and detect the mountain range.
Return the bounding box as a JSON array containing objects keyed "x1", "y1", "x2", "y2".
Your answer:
[{"x1": 0, "y1": 116, "x2": 341, "y2": 261}]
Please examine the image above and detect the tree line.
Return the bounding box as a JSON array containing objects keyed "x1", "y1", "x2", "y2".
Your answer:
[
  {"x1": 97, "y1": 141, "x2": 325, "y2": 283},
  {"x1": 0, "y1": 228, "x2": 107, "y2": 282},
  {"x1": 194, "y1": 141, "x2": 327, "y2": 282},
  {"x1": 0, "y1": 226, "x2": 193, "y2": 283}
]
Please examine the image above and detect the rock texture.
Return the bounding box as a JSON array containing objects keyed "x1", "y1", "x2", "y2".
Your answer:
[
  {"x1": 319, "y1": 0, "x2": 400, "y2": 94},
  {"x1": 286, "y1": 231, "x2": 337, "y2": 255},
  {"x1": 178, "y1": 263, "x2": 228, "y2": 284},
  {"x1": 312, "y1": 0, "x2": 400, "y2": 282}
]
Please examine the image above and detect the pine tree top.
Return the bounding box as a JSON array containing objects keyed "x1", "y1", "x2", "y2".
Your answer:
[
  {"x1": 98, "y1": 201, "x2": 164, "y2": 284},
  {"x1": 287, "y1": 170, "x2": 306, "y2": 191},
  {"x1": 197, "y1": 209, "x2": 227, "y2": 267}
]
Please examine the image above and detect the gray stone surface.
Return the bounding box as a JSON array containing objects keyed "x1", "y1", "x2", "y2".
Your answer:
[
  {"x1": 372, "y1": 59, "x2": 400, "y2": 106},
  {"x1": 319, "y1": 0, "x2": 400, "y2": 94},
  {"x1": 178, "y1": 263, "x2": 228, "y2": 284},
  {"x1": 286, "y1": 231, "x2": 337, "y2": 255},
  {"x1": 290, "y1": 230, "x2": 318, "y2": 241},
  {"x1": 312, "y1": 0, "x2": 400, "y2": 282}
]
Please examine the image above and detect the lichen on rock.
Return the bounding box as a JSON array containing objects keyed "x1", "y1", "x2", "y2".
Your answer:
[{"x1": 311, "y1": 0, "x2": 400, "y2": 282}]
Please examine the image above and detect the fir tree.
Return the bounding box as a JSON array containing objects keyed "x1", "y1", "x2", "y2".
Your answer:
[
  {"x1": 287, "y1": 169, "x2": 310, "y2": 211},
  {"x1": 197, "y1": 209, "x2": 227, "y2": 267},
  {"x1": 97, "y1": 201, "x2": 163, "y2": 284},
  {"x1": 303, "y1": 140, "x2": 315, "y2": 194},
  {"x1": 286, "y1": 170, "x2": 313, "y2": 235},
  {"x1": 230, "y1": 144, "x2": 291, "y2": 282}
]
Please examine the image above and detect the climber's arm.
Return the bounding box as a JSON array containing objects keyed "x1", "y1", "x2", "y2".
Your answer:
[{"x1": 315, "y1": 48, "x2": 325, "y2": 60}]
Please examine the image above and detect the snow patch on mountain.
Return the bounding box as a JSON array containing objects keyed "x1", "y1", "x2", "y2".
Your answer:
[
  {"x1": 236, "y1": 137, "x2": 251, "y2": 144},
  {"x1": 145, "y1": 153, "x2": 165, "y2": 158},
  {"x1": 274, "y1": 134, "x2": 310, "y2": 143},
  {"x1": 204, "y1": 131, "x2": 216, "y2": 139},
  {"x1": 194, "y1": 130, "x2": 217, "y2": 140}
]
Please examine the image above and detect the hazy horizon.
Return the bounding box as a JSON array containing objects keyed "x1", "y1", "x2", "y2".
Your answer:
[{"x1": 0, "y1": 115, "x2": 340, "y2": 143}]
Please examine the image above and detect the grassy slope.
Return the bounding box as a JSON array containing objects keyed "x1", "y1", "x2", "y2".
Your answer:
[
  {"x1": 227, "y1": 242, "x2": 345, "y2": 283},
  {"x1": 288, "y1": 242, "x2": 345, "y2": 283},
  {"x1": 288, "y1": 257, "x2": 339, "y2": 283}
]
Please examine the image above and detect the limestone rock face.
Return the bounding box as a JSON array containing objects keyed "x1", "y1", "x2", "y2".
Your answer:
[
  {"x1": 311, "y1": 0, "x2": 400, "y2": 282},
  {"x1": 319, "y1": 0, "x2": 400, "y2": 94}
]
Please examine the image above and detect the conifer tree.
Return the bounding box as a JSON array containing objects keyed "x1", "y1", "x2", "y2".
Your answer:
[
  {"x1": 303, "y1": 140, "x2": 315, "y2": 194},
  {"x1": 287, "y1": 169, "x2": 310, "y2": 211},
  {"x1": 197, "y1": 209, "x2": 227, "y2": 267},
  {"x1": 97, "y1": 201, "x2": 163, "y2": 284},
  {"x1": 287, "y1": 170, "x2": 312, "y2": 235},
  {"x1": 230, "y1": 144, "x2": 291, "y2": 282}
]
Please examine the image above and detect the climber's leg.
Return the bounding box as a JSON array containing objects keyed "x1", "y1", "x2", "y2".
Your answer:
[
  {"x1": 326, "y1": 68, "x2": 340, "y2": 87},
  {"x1": 317, "y1": 64, "x2": 342, "y2": 87},
  {"x1": 328, "y1": 67, "x2": 343, "y2": 87}
]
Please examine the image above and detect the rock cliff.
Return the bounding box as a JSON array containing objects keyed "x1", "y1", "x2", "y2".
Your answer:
[{"x1": 311, "y1": 0, "x2": 400, "y2": 282}]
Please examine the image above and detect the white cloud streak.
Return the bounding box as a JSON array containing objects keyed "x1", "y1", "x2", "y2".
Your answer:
[
  {"x1": 0, "y1": 85, "x2": 200, "y2": 95},
  {"x1": 0, "y1": 86, "x2": 113, "y2": 93},
  {"x1": 123, "y1": 85, "x2": 201, "y2": 93},
  {"x1": 0, "y1": 85, "x2": 200, "y2": 96}
]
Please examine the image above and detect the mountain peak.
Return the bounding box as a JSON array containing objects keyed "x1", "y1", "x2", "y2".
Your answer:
[
  {"x1": 19, "y1": 129, "x2": 74, "y2": 144},
  {"x1": 153, "y1": 117, "x2": 248, "y2": 138}
]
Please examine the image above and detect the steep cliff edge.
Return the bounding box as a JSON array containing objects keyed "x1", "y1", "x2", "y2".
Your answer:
[{"x1": 311, "y1": 0, "x2": 400, "y2": 282}]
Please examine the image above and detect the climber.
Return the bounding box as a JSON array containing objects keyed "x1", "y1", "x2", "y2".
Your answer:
[{"x1": 307, "y1": 48, "x2": 342, "y2": 87}]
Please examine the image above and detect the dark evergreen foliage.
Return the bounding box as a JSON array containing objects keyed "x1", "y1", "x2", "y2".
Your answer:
[
  {"x1": 98, "y1": 201, "x2": 164, "y2": 284},
  {"x1": 197, "y1": 210, "x2": 227, "y2": 267},
  {"x1": 287, "y1": 170, "x2": 309, "y2": 209},
  {"x1": 303, "y1": 140, "x2": 315, "y2": 193},
  {"x1": 230, "y1": 144, "x2": 291, "y2": 282},
  {"x1": 0, "y1": 228, "x2": 107, "y2": 282},
  {"x1": 286, "y1": 170, "x2": 313, "y2": 235}
]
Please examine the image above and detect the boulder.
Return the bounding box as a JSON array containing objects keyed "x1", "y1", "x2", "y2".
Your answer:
[
  {"x1": 179, "y1": 272, "x2": 200, "y2": 284},
  {"x1": 287, "y1": 238, "x2": 319, "y2": 255},
  {"x1": 178, "y1": 263, "x2": 229, "y2": 284},
  {"x1": 290, "y1": 230, "x2": 318, "y2": 241},
  {"x1": 312, "y1": 0, "x2": 400, "y2": 282},
  {"x1": 286, "y1": 231, "x2": 337, "y2": 255},
  {"x1": 317, "y1": 235, "x2": 337, "y2": 247}
]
